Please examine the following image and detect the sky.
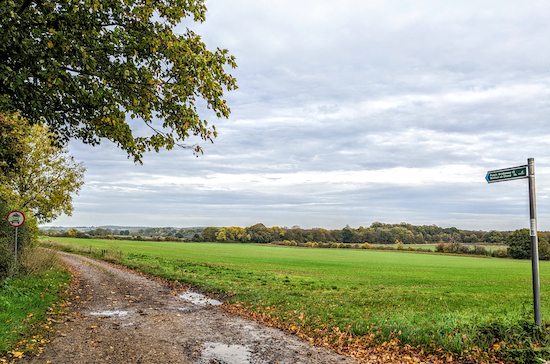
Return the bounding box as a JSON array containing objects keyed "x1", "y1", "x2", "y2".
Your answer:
[{"x1": 50, "y1": 0, "x2": 550, "y2": 231}]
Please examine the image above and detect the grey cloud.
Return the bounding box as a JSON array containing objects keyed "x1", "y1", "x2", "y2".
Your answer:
[{"x1": 53, "y1": 0, "x2": 550, "y2": 231}]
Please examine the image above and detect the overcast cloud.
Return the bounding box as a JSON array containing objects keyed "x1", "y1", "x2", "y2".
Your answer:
[{"x1": 51, "y1": 0, "x2": 550, "y2": 231}]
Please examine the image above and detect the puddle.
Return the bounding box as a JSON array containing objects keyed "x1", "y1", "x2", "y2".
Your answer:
[
  {"x1": 87, "y1": 310, "x2": 131, "y2": 317},
  {"x1": 179, "y1": 292, "x2": 222, "y2": 306},
  {"x1": 200, "y1": 342, "x2": 251, "y2": 364}
]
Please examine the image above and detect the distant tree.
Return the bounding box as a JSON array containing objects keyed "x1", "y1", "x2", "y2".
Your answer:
[
  {"x1": 88, "y1": 228, "x2": 113, "y2": 236},
  {"x1": 484, "y1": 231, "x2": 505, "y2": 244},
  {"x1": 247, "y1": 223, "x2": 273, "y2": 244},
  {"x1": 539, "y1": 235, "x2": 550, "y2": 260},
  {"x1": 507, "y1": 229, "x2": 550, "y2": 260},
  {"x1": 216, "y1": 227, "x2": 250, "y2": 243},
  {"x1": 67, "y1": 228, "x2": 87, "y2": 238},
  {"x1": 391, "y1": 226, "x2": 415, "y2": 244},
  {"x1": 329, "y1": 229, "x2": 343, "y2": 243},
  {"x1": 311, "y1": 228, "x2": 329, "y2": 242},
  {"x1": 201, "y1": 227, "x2": 219, "y2": 242},
  {"x1": 342, "y1": 227, "x2": 354, "y2": 243},
  {"x1": 268, "y1": 226, "x2": 285, "y2": 242}
]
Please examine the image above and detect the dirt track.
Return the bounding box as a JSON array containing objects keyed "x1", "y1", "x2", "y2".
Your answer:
[{"x1": 21, "y1": 252, "x2": 358, "y2": 364}]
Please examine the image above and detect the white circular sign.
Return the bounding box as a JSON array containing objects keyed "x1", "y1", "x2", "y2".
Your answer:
[{"x1": 7, "y1": 211, "x2": 25, "y2": 227}]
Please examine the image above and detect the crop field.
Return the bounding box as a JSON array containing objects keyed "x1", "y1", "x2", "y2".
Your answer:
[{"x1": 42, "y1": 237, "x2": 550, "y2": 362}]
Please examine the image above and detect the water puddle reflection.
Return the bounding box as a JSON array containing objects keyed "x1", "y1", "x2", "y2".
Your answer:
[
  {"x1": 87, "y1": 310, "x2": 131, "y2": 317},
  {"x1": 200, "y1": 342, "x2": 251, "y2": 364},
  {"x1": 179, "y1": 292, "x2": 222, "y2": 306}
]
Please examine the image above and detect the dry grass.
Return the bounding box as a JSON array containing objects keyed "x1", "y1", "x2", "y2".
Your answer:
[{"x1": 20, "y1": 245, "x2": 61, "y2": 275}]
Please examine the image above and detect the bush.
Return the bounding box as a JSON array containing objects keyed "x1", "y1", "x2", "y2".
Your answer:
[{"x1": 492, "y1": 248, "x2": 509, "y2": 258}]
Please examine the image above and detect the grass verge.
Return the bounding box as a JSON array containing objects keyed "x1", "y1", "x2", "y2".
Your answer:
[{"x1": 0, "y1": 247, "x2": 71, "y2": 361}]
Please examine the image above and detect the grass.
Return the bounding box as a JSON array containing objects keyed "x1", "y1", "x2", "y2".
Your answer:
[
  {"x1": 0, "y1": 247, "x2": 70, "y2": 358},
  {"x1": 41, "y1": 236, "x2": 550, "y2": 362}
]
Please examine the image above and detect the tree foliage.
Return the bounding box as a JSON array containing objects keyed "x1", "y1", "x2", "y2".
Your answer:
[
  {"x1": 216, "y1": 227, "x2": 250, "y2": 243},
  {"x1": 1, "y1": 0, "x2": 237, "y2": 162},
  {"x1": 507, "y1": 229, "x2": 550, "y2": 260},
  {"x1": 0, "y1": 116, "x2": 86, "y2": 223},
  {"x1": 0, "y1": 113, "x2": 26, "y2": 174}
]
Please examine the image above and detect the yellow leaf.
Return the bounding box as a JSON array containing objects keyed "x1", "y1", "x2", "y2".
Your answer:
[{"x1": 47, "y1": 42, "x2": 53, "y2": 48}]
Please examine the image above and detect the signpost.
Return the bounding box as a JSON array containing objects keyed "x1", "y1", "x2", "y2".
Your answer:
[
  {"x1": 6, "y1": 211, "x2": 25, "y2": 266},
  {"x1": 485, "y1": 165, "x2": 528, "y2": 183},
  {"x1": 487, "y1": 158, "x2": 540, "y2": 326}
]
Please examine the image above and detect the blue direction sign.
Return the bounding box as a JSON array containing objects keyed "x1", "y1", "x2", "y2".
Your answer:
[{"x1": 486, "y1": 165, "x2": 528, "y2": 183}]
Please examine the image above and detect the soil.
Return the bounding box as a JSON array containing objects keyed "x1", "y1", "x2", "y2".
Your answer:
[{"x1": 20, "y1": 252, "x2": 359, "y2": 364}]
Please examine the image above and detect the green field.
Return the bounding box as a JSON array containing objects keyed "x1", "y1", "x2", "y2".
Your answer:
[{"x1": 42, "y1": 237, "x2": 550, "y2": 361}]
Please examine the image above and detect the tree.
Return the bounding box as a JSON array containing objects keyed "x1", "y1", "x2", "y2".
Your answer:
[
  {"x1": 507, "y1": 229, "x2": 550, "y2": 260},
  {"x1": 216, "y1": 227, "x2": 250, "y2": 243},
  {"x1": 342, "y1": 226, "x2": 354, "y2": 243},
  {"x1": 483, "y1": 231, "x2": 504, "y2": 244},
  {"x1": 0, "y1": 117, "x2": 85, "y2": 223},
  {"x1": 201, "y1": 227, "x2": 219, "y2": 242},
  {"x1": 1, "y1": 0, "x2": 237, "y2": 162},
  {"x1": 247, "y1": 223, "x2": 273, "y2": 244}
]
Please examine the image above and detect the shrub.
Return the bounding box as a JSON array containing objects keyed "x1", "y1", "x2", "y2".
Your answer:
[
  {"x1": 472, "y1": 246, "x2": 489, "y2": 256},
  {"x1": 492, "y1": 248, "x2": 509, "y2": 258}
]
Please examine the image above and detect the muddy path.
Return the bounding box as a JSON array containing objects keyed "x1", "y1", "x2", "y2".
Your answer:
[{"x1": 21, "y1": 252, "x2": 358, "y2": 364}]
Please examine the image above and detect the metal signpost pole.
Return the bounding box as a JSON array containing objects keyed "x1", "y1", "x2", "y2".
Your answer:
[
  {"x1": 14, "y1": 226, "x2": 18, "y2": 266},
  {"x1": 486, "y1": 159, "x2": 541, "y2": 326},
  {"x1": 528, "y1": 158, "x2": 541, "y2": 326}
]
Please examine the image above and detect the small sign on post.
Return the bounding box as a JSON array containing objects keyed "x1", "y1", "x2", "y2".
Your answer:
[
  {"x1": 486, "y1": 159, "x2": 540, "y2": 326},
  {"x1": 6, "y1": 211, "x2": 25, "y2": 267},
  {"x1": 485, "y1": 165, "x2": 528, "y2": 183}
]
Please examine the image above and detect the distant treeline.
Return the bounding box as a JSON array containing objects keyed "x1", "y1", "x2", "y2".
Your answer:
[{"x1": 42, "y1": 222, "x2": 545, "y2": 246}]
